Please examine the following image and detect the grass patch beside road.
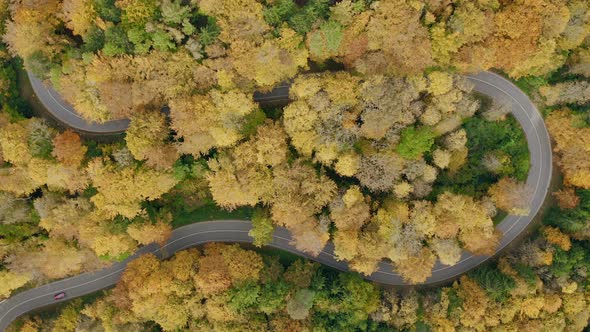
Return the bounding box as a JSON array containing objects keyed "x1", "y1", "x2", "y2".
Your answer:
[{"x1": 171, "y1": 203, "x2": 254, "y2": 228}]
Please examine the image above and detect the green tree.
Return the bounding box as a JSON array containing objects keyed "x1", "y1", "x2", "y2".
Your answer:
[
  {"x1": 82, "y1": 25, "x2": 105, "y2": 53},
  {"x1": 396, "y1": 126, "x2": 435, "y2": 160},
  {"x1": 103, "y1": 25, "x2": 132, "y2": 56},
  {"x1": 152, "y1": 29, "x2": 176, "y2": 52},
  {"x1": 198, "y1": 17, "x2": 220, "y2": 46},
  {"x1": 249, "y1": 208, "x2": 274, "y2": 247},
  {"x1": 550, "y1": 242, "x2": 590, "y2": 278},
  {"x1": 468, "y1": 264, "x2": 515, "y2": 302},
  {"x1": 127, "y1": 26, "x2": 152, "y2": 54},
  {"x1": 335, "y1": 273, "x2": 380, "y2": 327},
  {"x1": 546, "y1": 190, "x2": 590, "y2": 234},
  {"x1": 263, "y1": 0, "x2": 297, "y2": 27},
  {"x1": 227, "y1": 281, "x2": 261, "y2": 313},
  {"x1": 258, "y1": 280, "x2": 290, "y2": 315},
  {"x1": 26, "y1": 51, "x2": 51, "y2": 78},
  {"x1": 286, "y1": 289, "x2": 315, "y2": 320},
  {"x1": 160, "y1": 0, "x2": 192, "y2": 25},
  {"x1": 308, "y1": 20, "x2": 343, "y2": 61},
  {"x1": 264, "y1": 0, "x2": 330, "y2": 34},
  {"x1": 117, "y1": 0, "x2": 159, "y2": 28},
  {"x1": 288, "y1": 0, "x2": 330, "y2": 34},
  {"x1": 93, "y1": 0, "x2": 121, "y2": 22}
]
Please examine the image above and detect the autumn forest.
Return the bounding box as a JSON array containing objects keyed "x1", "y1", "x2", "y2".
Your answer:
[{"x1": 0, "y1": 0, "x2": 589, "y2": 331}]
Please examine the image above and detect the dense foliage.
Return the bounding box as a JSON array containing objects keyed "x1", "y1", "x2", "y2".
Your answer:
[
  {"x1": 11, "y1": 227, "x2": 590, "y2": 332},
  {"x1": 433, "y1": 115, "x2": 530, "y2": 198},
  {"x1": 0, "y1": 2, "x2": 590, "y2": 330},
  {"x1": 0, "y1": 0, "x2": 590, "y2": 332},
  {"x1": 3, "y1": 0, "x2": 589, "y2": 122},
  {"x1": 0, "y1": 0, "x2": 544, "y2": 286}
]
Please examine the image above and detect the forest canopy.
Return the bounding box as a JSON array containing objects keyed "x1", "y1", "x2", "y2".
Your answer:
[
  {"x1": 2, "y1": 0, "x2": 590, "y2": 331},
  {"x1": 0, "y1": 0, "x2": 561, "y2": 288},
  {"x1": 3, "y1": 0, "x2": 589, "y2": 123},
  {"x1": 0, "y1": 0, "x2": 588, "y2": 304},
  {"x1": 12, "y1": 240, "x2": 590, "y2": 332}
]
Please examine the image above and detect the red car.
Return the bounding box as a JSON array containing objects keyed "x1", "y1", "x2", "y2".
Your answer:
[{"x1": 53, "y1": 292, "x2": 66, "y2": 300}]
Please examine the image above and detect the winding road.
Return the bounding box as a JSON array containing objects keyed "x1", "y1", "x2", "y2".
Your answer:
[
  {"x1": 26, "y1": 72, "x2": 291, "y2": 133},
  {"x1": 0, "y1": 71, "x2": 552, "y2": 331}
]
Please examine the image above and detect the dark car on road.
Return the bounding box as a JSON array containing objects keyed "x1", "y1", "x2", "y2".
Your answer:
[{"x1": 53, "y1": 292, "x2": 66, "y2": 300}]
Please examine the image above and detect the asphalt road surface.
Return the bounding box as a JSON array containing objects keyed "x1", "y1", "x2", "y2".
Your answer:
[
  {"x1": 0, "y1": 71, "x2": 552, "y2": 331},
  {"x1": 27, "y1": 73, "x2": 130, "y2": 134}
]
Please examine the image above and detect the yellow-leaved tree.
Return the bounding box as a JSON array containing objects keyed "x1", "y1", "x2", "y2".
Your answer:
[
  {"x1": 170, "y1": 89, "x2": 258, "y2": 156},
  {"x1": 546, "y1": 109, "x2": 590, "y2": 189},
  {"x1": 86, "y1": 158, "x2": 179, "y2": 218},
  {"x1": 126, "y1": 106, "x2": 178, "y2": 169},
  {"x1": 0, "y1": 270, "x2": 31, "y2": 299}
]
